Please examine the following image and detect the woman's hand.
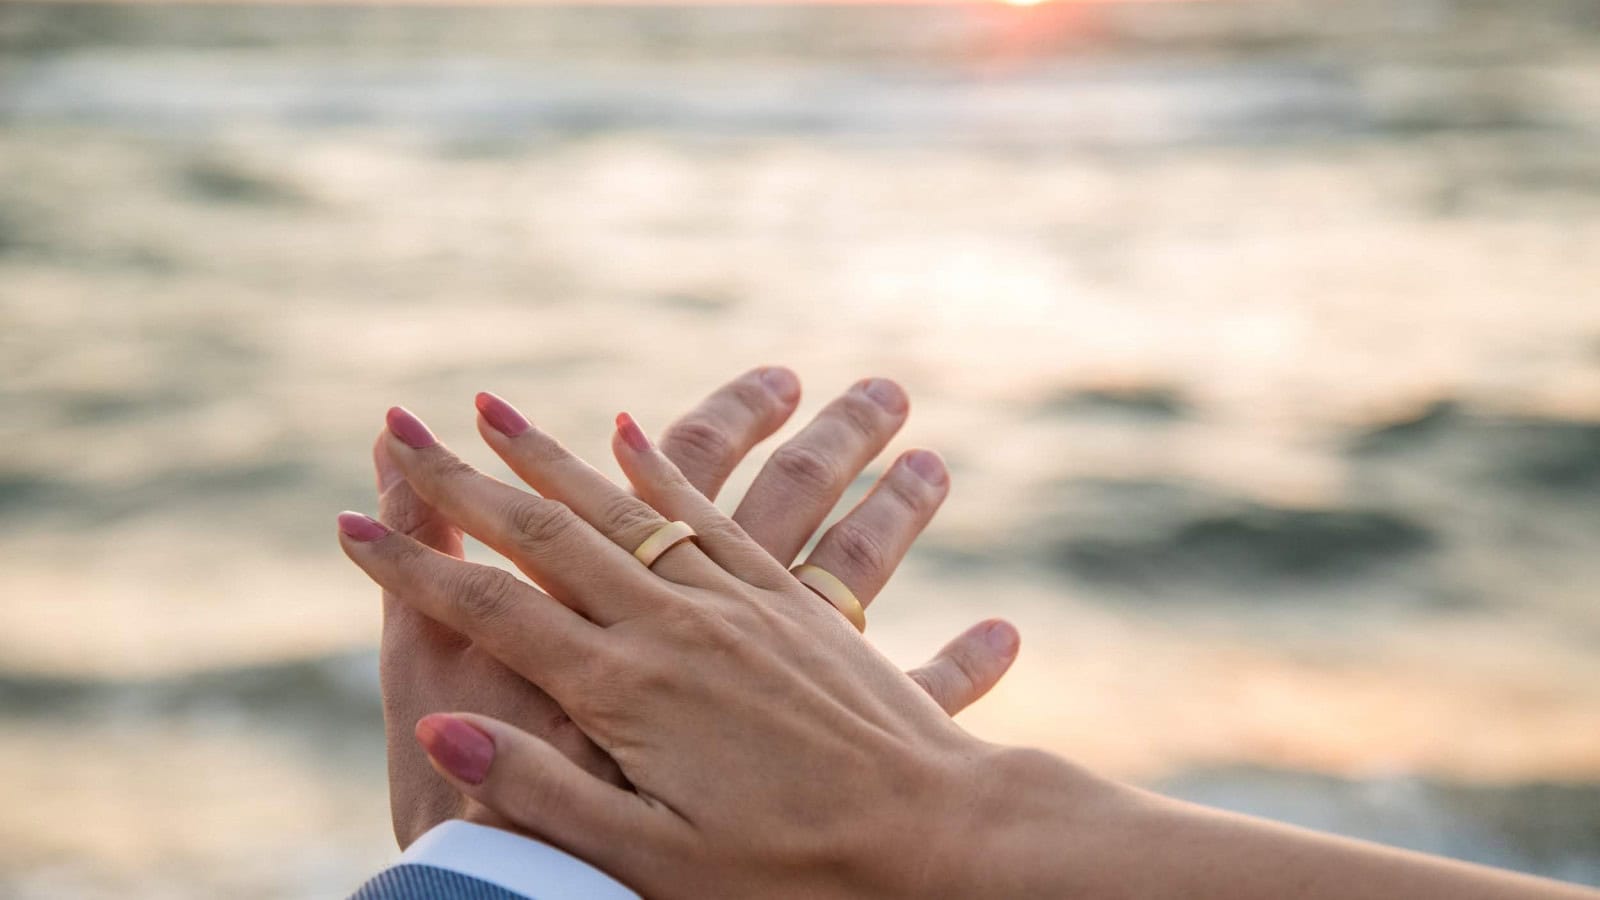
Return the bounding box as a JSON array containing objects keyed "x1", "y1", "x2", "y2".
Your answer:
[
  {"x1": 369, "y1": 371, "x2": 1021, "y2": 852},
  {"x1": 340, "y1": 392, "x2": 1051, "y2": 898}
]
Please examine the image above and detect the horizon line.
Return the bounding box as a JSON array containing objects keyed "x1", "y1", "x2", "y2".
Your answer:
[{"x1": 12, "y1": 0, "x2": 1209, "y2": 7}]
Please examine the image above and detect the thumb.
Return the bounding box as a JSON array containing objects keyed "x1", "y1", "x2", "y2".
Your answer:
[
  {"x1": 905, "y1": 619, "x2": 1020, "y2": 716},
  {"x1": 415, "y1": 713, "x2": 674, "y2": 886}
]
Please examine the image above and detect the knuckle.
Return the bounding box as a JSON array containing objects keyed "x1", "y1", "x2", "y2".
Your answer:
[
  {"x1": 629, "y1": 655, "x2": 680, "y2": 696},
  {"x1": 728, "y1": 378, "x2": 778, "y2": 418},
  {"x1": 572, "y1": 645, "x2": 647, "y2": 722},
  {"x1": 447, "y1": 565, "x2": 523, "y2": 627},
  {"x1": 598, "y1": 493, "x2": 663, "y2": 541},
  {"x1": 378, "y1": 485, "x2": 428, "y2": 535},
  {"x1": 699, "y1": 517, "x2": 753, "y2": 549},
  {"x1": 581, "y1": 638, "x2": 640, "y2": 690},
  {"x1": 660, "y1": 418, "x2": 736, "y2": 472},
  {"x1": 663, "y1": 601, "x2": 740, "y2": 654},
  {"x1": 882, "y1": 473, "x2": 929, "y2": 517},
  {"x1": 386, "y1": 533, "x2": 427, "y2": 565},
  {"x1": 768, "y1": 444, "x2": 841, "y2": 498},
  {"x1": 829, "y1": 520, "x2": 890, "y2": 577},
  {"x1": 568, "y1": 642, "x2": 620, "y2": 691},
  {"x1": 517, "y1": 430, "x2": 570, "y2": 466},
  {"x1": 506, "y1": 498, "x2": 578, "y2": 554},
  {"x1": 429, "y1": 452, "x2": 481, "y2": 485},
  {"x1": 385, "y1": 534, "x2": 437, "y2": 575},
  {"x1": 945, "y1": 646, "x2": 983, "y2": 695},
  {"x1": 831, "y1": 394, "x2": 884, "y2": 442}
]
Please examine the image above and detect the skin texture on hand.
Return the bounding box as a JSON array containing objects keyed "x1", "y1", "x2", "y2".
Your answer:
[
  {"x1": 375, "y1": 368, "x2": 1020, "y2": 847},
  {"x1": 346, "y1": 399, "x2": 1600, "y2": 900},
  {"x1": 345, "y1": 403, "x2": 1001, "y2": 897}
]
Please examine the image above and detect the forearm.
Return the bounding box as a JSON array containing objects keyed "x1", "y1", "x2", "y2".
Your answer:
[
  {"x1": 1109, "y1": 789, "x2": 1591, "y2": 900},
  {"x1": 955, "y1": 749, "x2": 1596, "y2": 900}
]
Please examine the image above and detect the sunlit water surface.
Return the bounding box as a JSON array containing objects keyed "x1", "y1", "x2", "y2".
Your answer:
[{"x1": 2, "y1": 1, "x2": 1599, "y2": 895}]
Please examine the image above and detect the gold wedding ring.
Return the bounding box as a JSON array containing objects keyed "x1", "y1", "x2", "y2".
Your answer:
[
  {"x1": 633, "y1": 520, "x2": 697, "y2": 569},
  {"x1": 791, "y1": 564, "x2": 866, "y2": 633}
]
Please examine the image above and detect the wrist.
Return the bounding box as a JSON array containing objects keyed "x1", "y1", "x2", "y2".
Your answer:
[{"x1": 916, "y1": 744, "x2": 1140, "y2": 899}]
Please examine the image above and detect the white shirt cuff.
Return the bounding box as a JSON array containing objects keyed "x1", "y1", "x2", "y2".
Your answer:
[{"x1": 397, "y1": 819, "x2": 639, "y2": 900}]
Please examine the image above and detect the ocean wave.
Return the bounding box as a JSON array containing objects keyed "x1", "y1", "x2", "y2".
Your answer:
[
  {"x1": 0, "y1": 650, "x2": 382, "y2": 727},
  {"x1": 1350, "y1": 402, "x2": 1600, "y2": 494},
  {"x1": 1050, "y1": 501, "x2": 1434, "y2": 587}
]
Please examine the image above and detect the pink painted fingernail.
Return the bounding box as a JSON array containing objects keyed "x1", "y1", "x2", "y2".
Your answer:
[
  {"x1": 386, "y1": 406, "x2": 437, "y2": 449},
  {"x1": 475, "y1": 392, "x2": 531, "y2": 438},
  {"x1": 984, "y1": 620, "x2": 1019, "y2": 656},
  {"x1": 759, "y1": 366, "x2": 801, "y2": 403},
  {"x1": 904, "y1": 449, "x2": 947, "y2": 486},
  {"x1": 415, "y1": 714, "x2": 495, "y2": 785},
  {"x1": 338, "y1": 510, "x2": 390, "y2": 542},
  {"x1": 615, "y1": 411, "x2": 651, "y2": 453},
  {"x1": 859, "y1": 378, "x2": 908, "y2": 415}
]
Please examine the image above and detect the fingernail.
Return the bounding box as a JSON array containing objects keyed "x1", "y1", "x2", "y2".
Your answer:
[
  {"x1": 386, "y1": 406, "x2": 437, "y2": 450},
  {"x1": 475, "y1": 392, "x2": 531, "y2": 438},
  {"x1": 338, "y1": 510, "x2": 390, "y2": 542},
  {"x1": 759, "y1": 366, "x2": 801, "y2": 403},
  {"x1": 374, "y1": 441, "x2": 404, "y2": 493},
  {"x1": 860, "y1": 378, "x2": 908, "y2": 415},
  {"x1": 415, "y1": 714, "x2": 495, "y2": 785},
  {"x1": 984, "y1": 620, "x2": 1019, "y2": 656},
  {"x1": 615, "y1": 411, "x2": 651, "y2": 453},
  {"x1": 904, "y1": 449, "x2": 947, "y2": 486}
]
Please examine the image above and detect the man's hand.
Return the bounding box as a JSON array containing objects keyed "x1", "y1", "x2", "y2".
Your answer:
[{"x1": 376, "y1": 368, "x2": 1019, "y2": 846}]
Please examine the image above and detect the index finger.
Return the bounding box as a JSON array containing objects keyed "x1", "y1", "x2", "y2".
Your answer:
[{"x1": 337, "y1": 511, "x2": 603, "y2": 701}]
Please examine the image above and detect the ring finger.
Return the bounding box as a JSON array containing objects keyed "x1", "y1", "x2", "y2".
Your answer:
[
  {"x1": 474, "y1": 391, "x2": 720, "y2": 587},
  {"x1": 797, "y1": 449, "x2": 950, "y2": 613}
]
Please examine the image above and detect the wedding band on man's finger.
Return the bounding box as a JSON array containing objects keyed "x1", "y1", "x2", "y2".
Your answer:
[{"x1": 791, "y1": 564, "x2": 866, "y2": 632}]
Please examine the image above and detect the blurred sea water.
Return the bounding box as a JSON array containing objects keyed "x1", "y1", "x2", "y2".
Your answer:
[{"x1": 2, "y1": 1, "x2": 1599, "y2": 896}]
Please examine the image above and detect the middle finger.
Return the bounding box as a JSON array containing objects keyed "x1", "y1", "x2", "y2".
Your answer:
[
  {"x1": 732, "y1": 377, "x2": 910, "y2": 565},
  {"x1": 798, "y1": 448, "x2": 949, "y2": 610},
  {"x1": 381, "y1": 405, "x2": 668, "y2": 624}
]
